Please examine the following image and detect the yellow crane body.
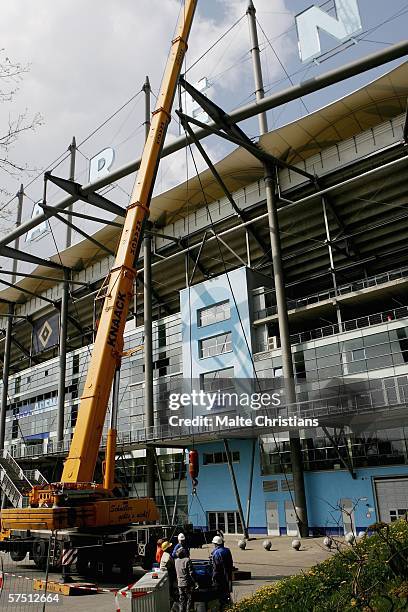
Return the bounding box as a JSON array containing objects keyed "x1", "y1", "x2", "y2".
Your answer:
[{"x1": 1, "y1": 497, "x2": 159, "y2": 531}]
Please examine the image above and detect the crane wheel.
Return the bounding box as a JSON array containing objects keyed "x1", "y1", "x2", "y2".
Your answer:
[
  {"x1": 10, "y1": 549, "x2": 27, "y2": 562},
  {"x1": 32, "y1": 539, "x2": 48, "y2": 570}
]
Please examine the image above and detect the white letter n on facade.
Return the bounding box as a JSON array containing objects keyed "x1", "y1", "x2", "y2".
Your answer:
[{"x1": 296, "y1": 0, "x2": 362, "y2": 63}]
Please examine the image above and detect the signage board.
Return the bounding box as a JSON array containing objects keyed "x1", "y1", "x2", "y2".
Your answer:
[{"x1": 296, "y1": 0, "x2": 363, "y2": 62}]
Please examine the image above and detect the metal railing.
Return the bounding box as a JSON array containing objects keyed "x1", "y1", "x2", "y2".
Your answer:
[
  {"x1": 289, "y1": 305, "x2": 408, "y2": 346},
  {"x1": 24, "y1": 469, "x2": 48, "y2": 486},
  {"x1": 255, "y1": 305, "x2": 408, "y2": 353},
  {"x1": 254, "y1": 265, "x2": 408, "y2": 320},
  {"x1": 0, "y1": 469, "x2": 26, "y2": 507},
  {"x1": 1, "y1": 449, "x2": 32, "y2": 487},
  {"x1": 0, "y1": 451, "x2": 49, "y2": 507},
  {"x1": 7, "y1": 378, "x2": 408, "y2": 459}
]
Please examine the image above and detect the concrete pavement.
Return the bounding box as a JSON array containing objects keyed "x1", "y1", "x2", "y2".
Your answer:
[{"x1": 0, "y1": 536, "x2": 332, "y2": 611}]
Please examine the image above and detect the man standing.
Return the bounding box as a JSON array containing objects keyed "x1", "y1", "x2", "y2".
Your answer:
[
  {"x1": 172, "y1": 533, "x2": 190, "y2": 559},
  {"x1": 175, "y1": 547, "x2": 198, "y2": 612},
  {"x1": 210, "y1": 535, "x2": 233, "y2": 609},
  {"x1": 160, "y1": 540, "x2": 177, "y2": 595}
]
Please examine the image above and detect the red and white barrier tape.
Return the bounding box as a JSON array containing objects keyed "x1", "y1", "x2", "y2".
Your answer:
[
  {"x1": 0, "y1": 569, "x2": 115, "y2": 594},
  {"x1": 114, "y1": 581, "x2": 149, "y2": 612}
]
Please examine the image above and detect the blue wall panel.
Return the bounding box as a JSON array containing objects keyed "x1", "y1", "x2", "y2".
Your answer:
[
  {"x1": 187, "y1": 439, "x2": 266, "y2": 532},
  {"x1": 180, "y1": 268, "x2": 255, "y2": 381},
  {"x1": 188, "y1": 440, "x2": 408, "y2": 534}
]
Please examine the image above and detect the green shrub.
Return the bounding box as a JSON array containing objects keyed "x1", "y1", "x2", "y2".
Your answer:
[{"x1": 230, "y1": 519, "x2": 408, "y2": 612}]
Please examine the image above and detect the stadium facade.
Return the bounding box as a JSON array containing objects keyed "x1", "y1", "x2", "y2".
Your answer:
[{"x1": 1, "y1": 61, "x2": 408, "y2": 536}]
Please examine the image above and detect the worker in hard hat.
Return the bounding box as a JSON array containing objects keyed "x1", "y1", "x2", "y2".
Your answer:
[
  {"x1": 210, "y1": 535, "x2": 233, "y2": 609},
  {"x1": 172, "y1": 532, "x2": 190, "y2": 559},
  {"x1": 160, "y1": 541, "x2": 177, "y2": 598},
  {"x1": 175, "y1": 546, "x2": 199, "y2": 612}
]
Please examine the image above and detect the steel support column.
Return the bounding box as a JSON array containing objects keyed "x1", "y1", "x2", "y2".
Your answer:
[
  {"x1": 65, "y1": 136, "x2": 76, "y2": 249},
  {"x1": 153, "y1": 448, "x2": 170, "y2": 524},
  {"x1": 247, "y1": 2, "x2": 308, "y2": 537},
  {"x1": 322, "y1": 196, "x2": 343, "y2": 332},
  {"x1": 245, "y1": 437, "x2": 256, "y2": 533},
  {"x1": 247, "y1": 0, "x2": 268, "y2": 135},
  {"x1": 265, "y1": 169, "x2": 308, "y2": 537},
  {"x1": 0, "y1": 303, "x2": 14, "y2": 450},
  {"x1": 56, "y1": 269, "x2": 69, "y2": 443},
  {"x1": 172, "y1": 449, "x2": 185, "y2": 524},
  {"x1": 11, "y1": 184, "x2": 24, "y2": 284},
  {"x1": 142, "y1": 76, "x2": 151, "y2": 141},
  {"x1": 141, "y1": 75, "x2": 156, "y2": 500},
  {"x1": 144, "y1": 223, "x2": 155, "y2": 500},
  {"x1": 223, "y1": 439, "x2": 249, "y2": 539}
]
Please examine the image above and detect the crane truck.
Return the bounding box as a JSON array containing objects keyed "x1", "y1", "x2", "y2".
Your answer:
[{"x1": 0, "y1": 0, "x2": 198, "y2": 577}]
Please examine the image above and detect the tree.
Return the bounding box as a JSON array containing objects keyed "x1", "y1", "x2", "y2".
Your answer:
[{"x1": 0, "y1": 49, "x2": 43, "y2": 220}]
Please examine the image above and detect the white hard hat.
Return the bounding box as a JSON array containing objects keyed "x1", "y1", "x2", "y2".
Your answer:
[
  {"x1": 212, "y1": 535, "x2": 223, "y2": 545},
  {"x1": 178, "y1": 533, "x2": 186, "y2": 542}
]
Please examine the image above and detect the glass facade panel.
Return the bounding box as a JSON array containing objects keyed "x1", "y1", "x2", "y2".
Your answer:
[
  {"x1": 198, "y1": 301, "x2": 230, "y2": 327},
  {"x1": 200, "y1": 367, "x2": 234, "y2": 391},
  {"x1": 199, "y1": 332, "x2": 232, "y2": 359}
]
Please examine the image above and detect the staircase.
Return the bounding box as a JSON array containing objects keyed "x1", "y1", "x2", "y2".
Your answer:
[{"x1": 0, "y1": 450, "x2": 48, "y2": 508}]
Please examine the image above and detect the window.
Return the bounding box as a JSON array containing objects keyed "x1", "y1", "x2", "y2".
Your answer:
[
  {"x1": 274, "y1": 367, "x2": 283, "y2": 378},
  {"x1": 280, "y1": 479, "x2": 294, "y2": 491},
  {"x1": 198, "y1": 301, "x2": 230, "y2": 327},
  {"x1": 200, "y1": 367, "x2": 234, "y2": 391},
  {"x1": 12, "y1": 419, "x2": 19, "y2": 439},
  {"x1": 158, "y1": 323, "x2": 166, "y2": 348},
  {"x1": 72, "y1": 354, "x2": 80, "y2": 377},
  {"x1": 397, "y1": 329, "x2": 408, "y2": 363},
  {"x1": 351, "y1": 348, "x2": 366, "y2": 362},
  {"x1": 199, "y1": 332, "x2": 232, "y2": 359},
  {"x1": 262, "y1": 480, "x2": 278, "y2": 492},
  {"x1": 203, "y1": 451, "x2": 240, "y2": 465},
  {"x1": 70, "y1": 404, "x2": 78, "y2": 428},
  {"x1": 155, "y1": 357, "x2": 170, "y2": 377},
  {"x1": 390, "y1": 509, "x2": 408, "y2": 522},
  {"x1": 208, "y1": 511, "x2": 243, "y2": 534},
  {"x1": 294, "y1": 351, "x2": 306, "y2": 380},
  {"x1": 14, "y1": 377, "x2": 21, "y2": 395}
]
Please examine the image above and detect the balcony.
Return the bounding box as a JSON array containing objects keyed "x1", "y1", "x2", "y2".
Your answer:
[
  {"x1": 289, "y1": 306, "x2": 408, "y2": 346},
  {"x1": 255, "y1": 305, "x2": 408, "y2": 354},
  {"x1": 253, "y1": 266, "x2": 408, "y2": 321}
]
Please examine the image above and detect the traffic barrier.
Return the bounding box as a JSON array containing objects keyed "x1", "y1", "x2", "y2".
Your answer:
[{"x1": 114, "y1": 570, "x2": 170, "y2": 612}]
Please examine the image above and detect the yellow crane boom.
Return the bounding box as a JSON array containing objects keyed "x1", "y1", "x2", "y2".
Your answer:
[{"x1": 63, "y1": 0, "x2": 197, "y2": 485}]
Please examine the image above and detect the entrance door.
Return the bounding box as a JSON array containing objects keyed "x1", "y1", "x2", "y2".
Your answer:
[
  {"x1": 265, "y1": 501, "x2": 279, "y2": 536},
  {"x1": 340, "y1": 498, "x2": 355, "y2": 535},
  {"x1": 375, "y1": 478, "x2": 408, "y2": 523},
  {"x1": 207, "y1": 511, "x2": 243, "y2": 534},
  {"x1": 284, "y1": 500, "x2": 298, "y2": 536}
]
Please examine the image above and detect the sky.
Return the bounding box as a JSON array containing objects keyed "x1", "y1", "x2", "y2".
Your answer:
[{"x1": 0, "y1": 0, "x2": 407, "y2": 241}]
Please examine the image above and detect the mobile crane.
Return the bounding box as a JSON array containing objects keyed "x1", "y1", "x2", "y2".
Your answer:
[{"x1": 0, "y1": 0, "x2": 197, "y2": 575}]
